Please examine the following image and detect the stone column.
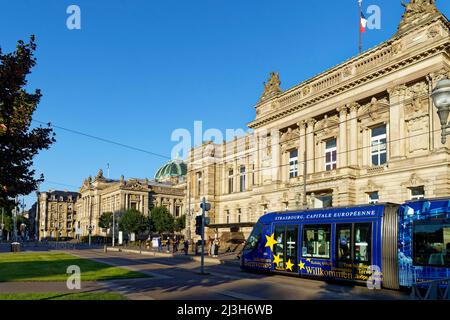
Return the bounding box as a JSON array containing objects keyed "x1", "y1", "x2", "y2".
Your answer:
[
  {"x1": 388, "y1": 85, "x2": 407, "y2": 159},
  {"x1": 281, "y1": 151, "x2": 288, "y2": 182},
  {"x1": 362, "y1": 126, "x2": 370, "y2": 167},
  {"x1": 337, "y1": 106, "x2": 348, "y2": 168},
  {"x1": 271, "y1": 129, "x2": 281, "y2": 182},
  {"x1": 348, "y1": 103, "x2": 359, "y2": 167},
  {"x1": 298, "y1": 121, "x2": 307, "y2": 176},
  {"x1": 306, "y1": 119, "x2": 316, "y2": 174}
]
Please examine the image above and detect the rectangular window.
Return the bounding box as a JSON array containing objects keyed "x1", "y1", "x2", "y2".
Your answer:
[
  {"x1": 354, "y1": 223, "x2": 372, "y2": 265},
  {"x1": 252, "y1": 164, "x2": 255, "y2": 186},
  {"x1": 175, "y1": 206, "x2": 181, "y2": 217},
  {"x1": 413, "y1": 220, "x2": 450, "y2": 267},
  {"x1": 196, "y1": 172, "x2": 202, "y2": 196},
  {"x1": 302, "y1": 224, "x2": 331, "y2": 259},
  {"x1": 240, "y1": 166, "x2": 246, "y2": 192},
  {"x1": 238, "y1": 209, "x2": 241, "y2": 223},
  {"x1": 368, "y1": 191, "x2": 379, "y2": 204},
  {"x1": 289, "y1": 149, "x2": 298, "y2": 178},
  {"x1": 228, "y1": 169, "x2": 234, "y2": 194},
  {"x1": 310, "y1": 193, "x2": 333, "y2": 208},
  {"x1": 410, "y1": 186, "x2": 425, "y2": 200},
  {"x1": 325, "y1": 139, "x2": 337, "y2": 171},
  {"x1": 130, "y1": 202, "x2": 137, "y2": 210},
  {"x1": 371, "y1": 125, "x2": 387, "y2": 166},
  {"x1": 226, "y1": 210, "x2": 230, "y2": 224}
]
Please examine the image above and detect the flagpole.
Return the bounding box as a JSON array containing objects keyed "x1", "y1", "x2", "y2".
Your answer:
[{"x1": 358, "y1": 0, "x2": 363, "y2": 54}]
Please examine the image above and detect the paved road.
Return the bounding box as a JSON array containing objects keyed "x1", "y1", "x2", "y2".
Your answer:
[{"x1": 66, "y1": 249, "x2": 410, "y2": 300}]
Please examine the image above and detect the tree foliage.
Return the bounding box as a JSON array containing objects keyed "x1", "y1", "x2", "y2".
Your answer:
[
  {"x1": 149, "y1": 206, "x2": 174, "y2": 234},
  {"x1": 118, "y1": 209, "x2": 148, "y2": 234},
  {"x1": 98, "y1": 212, "x2": 113, "y2": 230},
  {"x1": 174, "y1": 215, "x2": 186, "y2": 232},
  {"x1": 0, "y1": 36, "x2": 55, "y2": 206}
]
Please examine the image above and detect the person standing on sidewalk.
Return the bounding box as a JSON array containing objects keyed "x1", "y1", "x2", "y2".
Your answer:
[
  {"x1": 184, "y1": 239, "x2": 189, "y2": 255},
  {"x1": 211, "y1": 239, "x2": 216, "y2": 258}
]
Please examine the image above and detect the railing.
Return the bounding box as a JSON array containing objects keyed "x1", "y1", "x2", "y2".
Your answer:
[{"x1": 411, "y1": 278, "x2": 450, "y2": 300}]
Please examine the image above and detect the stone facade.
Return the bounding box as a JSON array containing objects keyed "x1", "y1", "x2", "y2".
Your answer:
[
  {"x1": 185, "y1": 2, "x2": 450, "y2": 240},
  {"x1": 37, "y1": 190, "x2": 80, "y2": 239},
  {"x1": 75, "y1": 169, "x2": 185, "y2": 237}
]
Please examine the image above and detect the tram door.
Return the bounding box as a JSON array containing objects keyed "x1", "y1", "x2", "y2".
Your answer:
[
  {"x1": 336, "y1": 223, "x2": 372, "y2": 278},
  {"x1": 273, "y1": 225, "x2": 298, "y2": 272}
]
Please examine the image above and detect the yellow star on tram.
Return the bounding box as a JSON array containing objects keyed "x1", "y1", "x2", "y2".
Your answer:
[
  {"x1": 285, "y1": 259, "x2": 294, "y2": 272},
  {"x1": 265, "y1": 233, "x2": 278, "y2": 252},
  {"x1": 298, "y1": 260, "x2": 306, "y2": 270},
  {"x1": 273, "y1": 254, "x2": 282, "y2": 267},
  {"x1": 306, "y1": 258, "x2": 312, "y2": 263}
]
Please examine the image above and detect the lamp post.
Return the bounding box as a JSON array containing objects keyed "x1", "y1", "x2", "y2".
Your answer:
[{"x1": 431, "y1": 78, "x2": 450, "y2": 144}]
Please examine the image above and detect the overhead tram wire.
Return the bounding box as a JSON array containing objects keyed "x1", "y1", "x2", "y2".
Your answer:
[
  {"x1": 41, "y1": 180, "x2": 80, "y2": 189},
  {"x1": 32, "y1": 120, "x2": 171, "y2": 161},
  {"x1": 186, "y1": 90, "x2": 442, "y2": 181},
  {"x1": 187, "y1": 126, "x2": 447, "y2": 184},
  {"x1": 32, "y1": 91, "x2": 438, "y2": 183}
]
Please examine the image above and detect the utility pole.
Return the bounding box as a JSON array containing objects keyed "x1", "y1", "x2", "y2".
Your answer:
[
  {"x1": 358, "y1": 0, "x2": 363, "y2": 54},
  {"x1": 303, "y1": 150, "x2": 308, "y2": 209},
  {"x1": 198, "y1": 197, "x2": 211, "y2": 275},
  {"x1": 13, "y1": 196, "x2": 18, "y2": 242},
  {"x1": 201, "y1": 197, "x2": 206, "y2": 275},
  {"x1": 112, "y1": 195, "x2": 115, "y2": 247},
  {"x1": 1, "y1": 207, "x2": 4, "y2": 240}
]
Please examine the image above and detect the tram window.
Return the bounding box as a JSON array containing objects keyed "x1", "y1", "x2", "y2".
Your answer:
[
  {"x1": 413, "y1": 220, "x2": 450, "y2": 267},
  {"x1": 302, "y1": 225, "x2": 331, "y2": 259},
  {"x1": 337, "y1": 225, "x2": 352, "y2": 262},
  {"x1": 274, "y1": 225, "x2": 285, "y2": 269},
  {"x1": 243, "y1": 223, "x2": 263, "y2": 253},
  {"x1": 354, "y1": 223, "x2": 372, "y2": 265}
]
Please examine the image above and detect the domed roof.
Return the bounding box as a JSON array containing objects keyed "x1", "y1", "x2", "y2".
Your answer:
[{"x1": 155, "y1": 158, "x2": 187, "y2": 181}]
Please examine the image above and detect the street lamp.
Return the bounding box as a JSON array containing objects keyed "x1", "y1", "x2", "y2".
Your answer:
[{"x1": 431, "y1": 78, "x2": 450, "y2": 144}]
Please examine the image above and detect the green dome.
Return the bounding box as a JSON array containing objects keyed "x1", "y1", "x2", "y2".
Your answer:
[{"x1": 155, "y1": 159, "x2": 187, "y2": 181}]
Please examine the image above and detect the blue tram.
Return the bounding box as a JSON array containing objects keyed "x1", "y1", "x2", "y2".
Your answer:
[{"x1": 240, "y1": 198, "x2": 450, "y2": 290}]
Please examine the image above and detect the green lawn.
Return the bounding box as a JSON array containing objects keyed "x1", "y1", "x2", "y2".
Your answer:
[
  {"x1": 0, "y1": 292, "x2": 128, "y2": 300},
  {"x1": 0, "y1": 252, "x2": 149, "y2": 282}
]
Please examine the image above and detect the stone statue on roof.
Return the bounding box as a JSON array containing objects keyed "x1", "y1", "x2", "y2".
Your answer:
[
  {"x1": 259, "y1": 72, "x2": 282, "y2": 103},
  {"x1": 397, "y1": 0, "x2": 440, "y2": 34}
]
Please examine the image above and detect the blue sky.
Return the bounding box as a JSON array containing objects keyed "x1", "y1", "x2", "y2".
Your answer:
[{"x1": 1, "y1": 0, "x2": 449, "y2": 209}]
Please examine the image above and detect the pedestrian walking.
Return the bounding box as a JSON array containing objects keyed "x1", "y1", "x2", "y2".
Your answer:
[
  {"x1": 184, "y1": 239, "x2": 189, "y2": 255},
  {"x1": 173, "y1": 237, "x2": 178, "y2": 253},
  {"x1": 213, "y1": 238, "x2": 220, "y2": 257},
  {"x1": 208, "y1": 238, "x2": 213, "y2": 256},
  {"x1": 166, "y1": 238, "x2": 170, "y2": 253},
  {"x1": 211, "y1": 240, "x2": 216, "y2": 258},
  {"x1": 158, "y1": 237, "x2": 162, "y2": 252}
]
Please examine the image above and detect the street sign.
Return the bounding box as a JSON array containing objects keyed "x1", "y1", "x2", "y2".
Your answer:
[
  {"x1": 200, "y1": 202, "x2": 211, "y2": 211},
  {"x1": 118, "y1": 231, "x2": 123, "y2": 245}
]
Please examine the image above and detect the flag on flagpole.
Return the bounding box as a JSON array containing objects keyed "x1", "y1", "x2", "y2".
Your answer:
[{"x1": 360, "y1": 12, "x2": 368, "y2": 33}]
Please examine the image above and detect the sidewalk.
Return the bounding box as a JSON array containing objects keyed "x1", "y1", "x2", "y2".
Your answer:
[{"x1": 105, "y1": 246, "x2": 241, "y2": 266}]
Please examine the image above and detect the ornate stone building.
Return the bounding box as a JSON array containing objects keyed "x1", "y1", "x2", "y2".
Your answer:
[
  {"x1": 75, "y1": 161, "x2": 186, "y2": 237},
  {"x1": 37, "y1": 190, "x2": 80, "y2": 239},
  {"x1": 186, "y1": 1, "x2": 450, "y2": 240}
]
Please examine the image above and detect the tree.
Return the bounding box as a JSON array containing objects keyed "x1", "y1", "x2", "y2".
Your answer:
[
  {"x1": 149, "y1": 206, "x2": 174, "y2": 234},
  {"x1": 98, "y1": 212, "x2": 113, "y2": 232},
  {"x1": 0, "y1": 36, "x2": 55, "y2": 207},
  {"x1": 174, "y1": 215, "x2": 186, "y2": 233},
  {"x1": 118, "y1": 209, "x2": 148, "y2": 235}
]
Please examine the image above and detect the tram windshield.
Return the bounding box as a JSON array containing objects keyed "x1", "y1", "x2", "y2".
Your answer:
[
  {"x1": 413, "y1": 220, "x2": 450, "y2": 267},
  {"x1": 243, "y1": 222, "x2": 264, "y2": 253}
]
